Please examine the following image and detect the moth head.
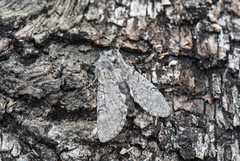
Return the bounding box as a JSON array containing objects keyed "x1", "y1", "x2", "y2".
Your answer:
[{"x1": 96, "y1": 49, "x2": 124, "y2": 70}]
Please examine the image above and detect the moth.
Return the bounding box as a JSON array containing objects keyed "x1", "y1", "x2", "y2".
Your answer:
[{"x1": 95, "y1": 49, "x2": 172, "y2": 142}]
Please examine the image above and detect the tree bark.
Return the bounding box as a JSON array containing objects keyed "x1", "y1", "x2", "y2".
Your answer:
[{"x1": 0, "y1": 0, "x2": 239, "y2": 160}]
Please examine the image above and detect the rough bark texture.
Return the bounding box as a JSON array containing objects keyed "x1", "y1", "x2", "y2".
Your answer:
[{"x1": 0, "y1": 0, "x2": 240, "y2": 160}]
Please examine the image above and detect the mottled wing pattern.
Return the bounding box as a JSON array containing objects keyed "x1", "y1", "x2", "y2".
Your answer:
[
  {"x1": 97, "y1": 71, "x2": 128, "y2": 143},
  {"x1": 95, "y1": 49, "x2": 172, "y2": 142},
  {"x1": 126, "y1": 68, "x2": 172, "y2": 118}
]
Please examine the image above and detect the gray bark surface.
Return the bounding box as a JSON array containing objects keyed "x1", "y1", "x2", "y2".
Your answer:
[{"x1": 0, "y1": 0, "x2": 239, "y2": 160}]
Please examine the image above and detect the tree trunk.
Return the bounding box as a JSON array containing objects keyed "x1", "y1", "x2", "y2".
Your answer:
[{"x1": 0, "y1": 0, "x2": 239, "y2": 160}]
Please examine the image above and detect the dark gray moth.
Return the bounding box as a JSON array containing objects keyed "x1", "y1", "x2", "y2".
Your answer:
[{"x1": 95, "y1": 49, "x2": 172, "y2": 142}]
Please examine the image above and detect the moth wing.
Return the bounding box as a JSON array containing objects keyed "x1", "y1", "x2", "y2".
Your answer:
[
  {"x1": 97, "y1": 74, "x2": 128, "y2": 142},
  {"x1": 126, "y1": 68, "x2": 172, "y2": 117}
]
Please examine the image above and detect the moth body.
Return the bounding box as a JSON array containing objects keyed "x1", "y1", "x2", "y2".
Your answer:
[{"x1": 95, "y1": 49, "x2": 172, "y2": 142}]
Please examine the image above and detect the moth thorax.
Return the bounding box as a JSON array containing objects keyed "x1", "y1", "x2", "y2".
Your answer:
[{"x1": 112, "y1": 68, "x2": 122, "y2": 82}]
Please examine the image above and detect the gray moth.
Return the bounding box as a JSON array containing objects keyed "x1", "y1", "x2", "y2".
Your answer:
[{"x1": 95, "y1": 49, "x2": 172, "y2": 142}]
